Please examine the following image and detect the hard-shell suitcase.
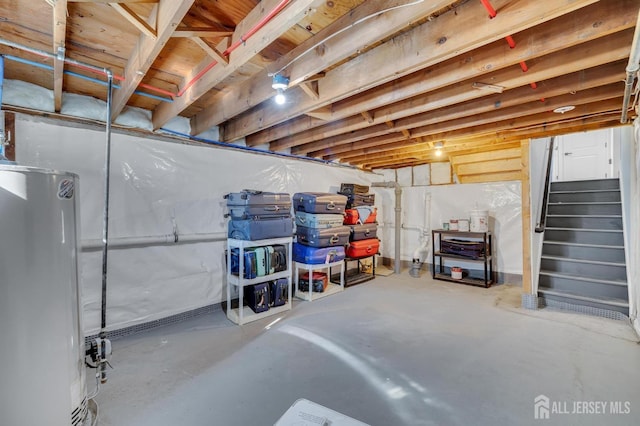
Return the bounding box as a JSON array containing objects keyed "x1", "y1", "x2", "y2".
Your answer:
[
  {"x1": 292, "y1": 243, "x2": 346, "y2": 264},
  {"x1": 343, "y1": 207, "x2": 377, "y2": 225},
  {"x1": 295, "y1": 225, "x2": 350, "y2": 248},
  {"x1": 299, "y1": 271, "x2": 328, "y2": 293},
  {"x1": 230, "y1": 248, "x2": 258, "y2": 278},
  {"x1": 270, "y1": 244, "x2": 288, "y2": 273},
  {"x1": 295, "y1": 212, "x2": 345, "y2": 229},
  {"x1": 293, "y1": 192, "x2": 347, "y2": 214},
  {"x1": 340, "y1": 192, "x2": 375, "y2": 208},
  {"x1": 440, "y1": 239, "x2": 485, "y2": 258},
  {"x1": 339, "y1": 183, "x2": 370, "y2": 195},
  {"x1": 226, "y1": 205, "x2": 291, "y2": 220},
  {"x1": 346, "y1": 238, "x2": 380, "y2": 258},
  {"x1": 349, "y1": 223, "x2": 378, "y2": 242},
  {"x1": 246, "y1": 282, "x2": 270, "y2": 313},
  {"x1": 228, "y1": 216, "x2": 293, "y2": 240},
  {"x1": 225, "y1": 190, "x2": 291, "y2": 207},
  {"x1": 269, "y1": 278, "x2": 288, "y2": 307},
  {"x1": 254, "y1": 247, "x2": 268, "y2": 276}
]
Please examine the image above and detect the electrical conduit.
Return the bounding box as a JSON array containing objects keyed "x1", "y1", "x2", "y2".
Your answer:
[{"x1": 621, "y1": 8, "x2": 640, "y2": 123}]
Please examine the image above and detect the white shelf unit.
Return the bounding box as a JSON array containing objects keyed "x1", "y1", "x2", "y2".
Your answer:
[
  {"x1": 226, "y1": 237, "x2": 293, "y2": 325},
  {"x1": 294, "y1": 260, "x2": 345, "y2": 302}
]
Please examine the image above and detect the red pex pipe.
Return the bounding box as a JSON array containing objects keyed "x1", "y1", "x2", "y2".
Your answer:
[
  {"x1": 519, "y1": 61, "x2": 529, "y2": 72},
  {"x1": 479, "y1": 0, "x2": 497, "y2": 18},
  {"x1": 505, "y1": 35, "x2": 516, "y2": 49},
  {"x1": 177, "y1": 0, "x2": 291, "y2": 97}
]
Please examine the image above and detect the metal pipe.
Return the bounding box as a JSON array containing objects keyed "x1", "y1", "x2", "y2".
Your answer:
[
  {"x1": 0, "y1": 55, "x2": 5, "y2": 158},
  {"x1": 0, "y1": 38, "x2": 176, "y2": 98},
  {"x1": 82, "y1": 232, "x2": 227, "y2": 251},
  {"x1": 3, "y1": 54, "x2": 172, "y2": 103},
  {"x1": 99, "y1": 71, "x2": 113, "y2": 383},
  {"x1": 371, "y1": 181, "x2": 402, "y2": 274},
  {"x1": 621, "y1": 8, "x2": 640, "y2": 123}
]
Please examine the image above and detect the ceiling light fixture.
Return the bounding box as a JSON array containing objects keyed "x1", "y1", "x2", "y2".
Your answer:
[
  {"x1": 272, "y1": 74, "x2": 289, "y2": 105},
  {"x1": 434, "y1": 141, "x2": 444, "y2": 157},
  {"x1": 553, "y1": 105, "x2": 575, "y2": 114}
]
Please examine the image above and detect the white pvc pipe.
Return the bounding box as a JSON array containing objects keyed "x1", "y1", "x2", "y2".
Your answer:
[
  {"x1": 621, "y1": 9, "x2": 640, "y2": 123},
  {"x1": 82, "y1": 232, "x2": 227, "y2": 251},
  {"x1": 372, "y1": 181, "x2": 402, "y2": 274}
]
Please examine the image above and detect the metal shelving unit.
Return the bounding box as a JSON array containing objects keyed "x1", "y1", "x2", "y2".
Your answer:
[
  {"x1": 294, "y1": 260, "x2": 345, "y2": 302},
  {"x1": 432, "y1": 230, "x2": 493, "y2": 288},
  {"x1": 226, "y1": 237, "x2": 293, "y2": 325}
]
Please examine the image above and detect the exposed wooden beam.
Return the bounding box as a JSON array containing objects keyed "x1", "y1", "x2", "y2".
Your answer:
[
  {"x1": 190, "y1": 0, "x2": 453, "y2": 136},
  {"x1": 69, "y1": 1, "x2": 157, "y2": 2},
  {"x1": 110, "y1": 3, "x2": 157, "y2": 38},
  {"x1": 111, "y1": 0, "x2": 195, "y2": 118},
  {"x1": 304, "y1": 106, "x2": 332, "y2": 120},
  {"x1": 190, "y1": 37, "x2": 229, "y2": 65},
  {"x1": 52, "y1": 0, "x2": 67, "y2": 112},
  {"x1": 299, "y1": 81, "x2": 319, "y2": 100},
  {"x1": 250, "y1": 0, "x2": 636, "y2": 146},
  {"x1": 224, "y1": 0, "x2": 600, "y2": 142},
  {"x1": 173, "y1": 28, "x2": 233, "y2": 38},
  {"x1": 361, "y1": 111, "x2": 374, "y2": 124},
  {"x1": 520, "y1": 140, "x2": 532, "y2": 294},
  {"x1": 279, "y1": 31, "x2": 631, "y2": 153},
  {"x1": 153, "y1": 0, "x2": 322, "y2": 130},
  {"x1": 401, "y1": 129, "x2": 411, "y2": 139}
]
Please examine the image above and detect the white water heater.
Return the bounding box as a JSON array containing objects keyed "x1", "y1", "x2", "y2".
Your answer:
[{"x1": 0, "y1": 165, "x2": 88, "y2": 426}]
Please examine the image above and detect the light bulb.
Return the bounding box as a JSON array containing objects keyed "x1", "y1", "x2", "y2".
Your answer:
[
  {"x1": 435, "y1": 149, "x2": 442, "y2": 157},
  {"x1": 275, "y1": 89, "x2": 286, "y2": 105}
]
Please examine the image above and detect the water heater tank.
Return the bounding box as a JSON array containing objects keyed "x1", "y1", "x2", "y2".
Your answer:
[{"x1": 0, "y1": 165, "x2": 87, "y2": 426}]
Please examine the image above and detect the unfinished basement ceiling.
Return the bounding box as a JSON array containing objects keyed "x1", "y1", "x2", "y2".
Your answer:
[{"x1": 0, "y1": 0, "x2": 638, "y2": 170}]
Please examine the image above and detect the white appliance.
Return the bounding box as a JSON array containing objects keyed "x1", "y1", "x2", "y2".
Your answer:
[{"x1": 0, "y1": 165, "x2": 88, "y2": 426}]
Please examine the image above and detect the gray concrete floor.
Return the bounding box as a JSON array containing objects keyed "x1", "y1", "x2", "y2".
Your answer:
[{"x1": 93, "y1": 273, "x2": 640, "y2": 426}]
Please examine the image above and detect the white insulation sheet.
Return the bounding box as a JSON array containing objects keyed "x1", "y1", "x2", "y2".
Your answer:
[{"x1": 15, "y1": 115, "x2": 375, "y2": 334}]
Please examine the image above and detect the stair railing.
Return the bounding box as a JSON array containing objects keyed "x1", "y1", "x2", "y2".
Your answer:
[{"x1": 535, "y1": 136, "x2": 555, "y2": 233}]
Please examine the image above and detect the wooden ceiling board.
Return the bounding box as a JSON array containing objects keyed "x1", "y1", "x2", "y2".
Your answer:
[{"x1": 1, "y1": 0, "x2": 637, "y2": 168}]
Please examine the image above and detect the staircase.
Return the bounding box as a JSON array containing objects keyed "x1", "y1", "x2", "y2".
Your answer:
[{"x1": 538, "y1": 178, "x2": 629, "y2": 318}]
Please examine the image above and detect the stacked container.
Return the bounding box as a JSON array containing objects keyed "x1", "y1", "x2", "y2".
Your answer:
[
  {"x1": 339, "y1": 183, "x2": 380, "y2": 258},
  {"x1": 292, "y1": 192, "x2": 349, "y2": 291}
]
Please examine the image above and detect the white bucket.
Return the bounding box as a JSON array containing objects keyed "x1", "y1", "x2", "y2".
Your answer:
[
  {"x1": 451, "y1": 266, "x2": 462, "y2": 280},
  {"x1": 470, "y1": 210, "x2": 489, "y2": 232},
  {"x1": 458, "y1": 219, "x2": 470, "y2": 232}
]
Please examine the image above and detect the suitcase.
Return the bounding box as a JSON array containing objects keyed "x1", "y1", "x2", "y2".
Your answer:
[
  {"x1": 226, "y1": 205, "x2": 291, "y2": 220},
  {"x1": 269, "y1": 278, "x2": 288, "y2": 307},
  {"x1": 229, "y1": 248, "x2": 258, "y2": 278},
  {"x1": 295, "y1": 225, "x2": 350, "y2": 248},
  {"x1": 246, "y1": 282, "x2": 270, "y2": 313},
  {"x1": 295, "y1": 211, "x2": 345, "y2": 229},
  {"x1": 225, "y1": 190, "x2": 291, "y2": 207},
  {"x1": 293, "y1": 192, "x2": 347, "y2": 214},
  {"x1": 228, "y1": 216, "x2": 293, "y2": 240},
  {"x1": 340, "y1": 192, "x2": 375, "y2": 208},
  {"x1": 292, "y1": 243, "x2": 346, "y2": 264},
  {"x1": 343, "y1": 207, "x2": 377, "y2": 225},
  {"x1": 299, "y1": 271, "x2": 328, "y2": 293},
  {"x1": 346, "y1": 238, "x2": 380, "y2": 258},
  {"x1": 254, "y1": 246, "x2": 268, "y2": 276},
  {"x1": 349, "y1": 223, "x2": 378, "y2": 242},
  {"x1": 339, "y1": 183, "x2": 370, "y2": 195},
  {"x1": 270, "y1": 244, "x2": 288, "y2": 273},
  {"x1": 440, "y1": 239, "x2": 485, "y2": 258}
]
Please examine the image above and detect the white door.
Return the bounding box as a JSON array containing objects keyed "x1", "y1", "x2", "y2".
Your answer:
[{"x1": 556, "y1": 129, "x2": 611, "y2": 181}]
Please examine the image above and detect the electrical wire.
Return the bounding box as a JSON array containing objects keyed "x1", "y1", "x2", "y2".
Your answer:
[{"x1": 268, "y1": 0, "x2": 426, "y2": 77}]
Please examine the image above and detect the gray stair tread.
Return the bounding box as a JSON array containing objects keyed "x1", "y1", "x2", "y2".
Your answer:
[
  {"x1": 543, "y1": 241, "x2": 624, "y2": 249},
  {"x1": 546, "y1": 214, "x2": 622, "y2": 218},
  {"x1": 547, "y1": 201, "x2": 621, "y2": 205},
  {"x1": 538, "y1": 289, "x2": 629, "y2": 308},
  {"x1": 540, "y1": 255, "x2": 626, "y2": 267},
  {"x1": 545, "y1": 227, "x2": 623, "y2": 233},
  {"x1": 539, "y1": 270, "x2": 627, "y2": 286},
  {"x1": 550, "y1": 189, "x2": 620, "y2": 194}
]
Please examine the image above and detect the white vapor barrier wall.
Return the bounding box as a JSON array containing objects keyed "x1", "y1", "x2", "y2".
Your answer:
[
  {"x1": 374, "y1": 180, "x2": 523, "y2": 280},
  {"x1": 15, "y1": 115, "x2": 377, "y2": 334},
  {"x1": 621, "y1": 121, "x2": 639, "y2": 334}
]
